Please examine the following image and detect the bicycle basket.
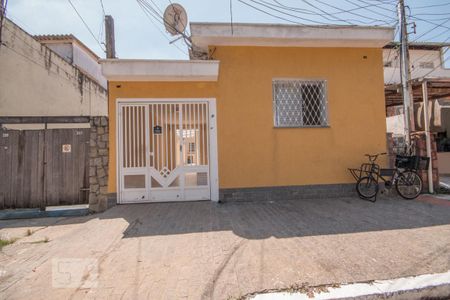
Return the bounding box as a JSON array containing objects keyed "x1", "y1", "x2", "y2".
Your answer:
[
  {"x1": 395, "y1": 155, "x2": 418, "y2": 170},
  {"x1": 417, "y1": 156, "x2": 430, "y2": 170}
]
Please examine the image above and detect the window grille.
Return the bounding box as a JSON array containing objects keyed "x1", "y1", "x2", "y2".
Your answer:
[{"x1": 272, "y1": 79, "x2": 328, "y2": 127}]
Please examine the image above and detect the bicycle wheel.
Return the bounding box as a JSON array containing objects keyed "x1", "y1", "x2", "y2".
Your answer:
[
  {"x1": 396, "y1": 170, "x2": 423, "y2": 200},
  {"x1": 356, "y1": 176, "x2": 378, "y2": 200}
]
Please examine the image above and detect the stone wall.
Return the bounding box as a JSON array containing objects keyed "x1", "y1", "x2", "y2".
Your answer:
[{"x1": 88, "y1": 116, "x2": 110, "y2": 212}]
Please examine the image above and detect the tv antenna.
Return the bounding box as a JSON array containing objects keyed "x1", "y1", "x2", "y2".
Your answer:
[{"x1": 163, "y1": 3, "x2": 188, "y2": 36}]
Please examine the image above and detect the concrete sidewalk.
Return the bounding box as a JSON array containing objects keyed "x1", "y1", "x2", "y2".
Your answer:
[{"x1": 1, "y1": 195, "x2": 450, "y2": 299}]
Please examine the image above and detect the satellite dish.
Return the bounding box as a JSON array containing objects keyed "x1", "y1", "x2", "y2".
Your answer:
[{"x1": 163, "y1": 3, "x2": 188, "y2": 36}]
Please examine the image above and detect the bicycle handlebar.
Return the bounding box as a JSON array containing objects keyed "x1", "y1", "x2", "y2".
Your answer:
[{"x1": 364, "y1": 152, "x2": 387, "y2": 162}]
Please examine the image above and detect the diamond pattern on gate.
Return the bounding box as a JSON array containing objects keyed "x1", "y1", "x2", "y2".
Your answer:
[
  {"x1": 160, "y1": 167, "x2": 171, "y2": 178},
  {"x1": 273, "y1": 80, "x2": 327, "y2": 127}
]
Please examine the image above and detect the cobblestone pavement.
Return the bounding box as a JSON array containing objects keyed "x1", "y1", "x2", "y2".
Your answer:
[{"x1": 1, "y1": 195, "x2": 450, "y2": 299}]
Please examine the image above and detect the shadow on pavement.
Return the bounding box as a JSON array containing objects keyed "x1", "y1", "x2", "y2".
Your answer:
[{"x1": 1, "y1": 196, "x2": 450, "y2": 240}]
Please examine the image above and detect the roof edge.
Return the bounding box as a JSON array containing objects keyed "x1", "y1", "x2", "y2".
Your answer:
[{"x1": 100, "y1": 59, "x2": 220, "y2": 82}]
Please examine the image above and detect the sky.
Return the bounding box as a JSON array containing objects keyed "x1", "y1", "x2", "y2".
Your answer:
[{"x1": 5, "y1": 0, "x2": 450, "y2": 61}]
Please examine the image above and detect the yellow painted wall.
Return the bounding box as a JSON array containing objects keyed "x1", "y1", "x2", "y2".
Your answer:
[{"x1": 108, "y1": 46, "x2": 387, "y2": 192}]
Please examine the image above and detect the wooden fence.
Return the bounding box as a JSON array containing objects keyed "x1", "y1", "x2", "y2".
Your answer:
[{"x1": 0, "y1": 128, "x2": 90, "y2": 209}]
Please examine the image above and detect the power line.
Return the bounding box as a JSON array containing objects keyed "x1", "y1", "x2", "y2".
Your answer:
[
  {"x1": 242, "y1": 0, "x2": 335, "y2": 25},
  {"x1": 410, "y1": 17, "x2": 450, "y2": 42},
  {"x1": 411, "y1": 2, "x2": 450, "y2": 9},
  {"x1": 237, "y1": 0, "x2": 318, "y2": 26},
  {"x1": 99, "y1": 0, "x2": 106, "y2": 16},
  {"x1": 305, "y1": 0, "x2": 397, "y2": 25},
  {"x1": 67, "y1": 0, "x2": 105, "y2": 51},
  {"x1": 136, "y1": 0, "x2": 188, "y2": 55},
  {"x1": 295, "y1": 0, "x2": 354, "y2": 25},
  {"x1": 270, "y1": 0, "x2": 393, "y2": 24},
  {"x1": 410, "y1": 16, "x2": 450, "y2": 30},
  {"x1": 344, "y1": 0, "x2": 397, "y2": 19},
  {"x1": 138, "y1": 0, "x2": 191, "y2": 41}
]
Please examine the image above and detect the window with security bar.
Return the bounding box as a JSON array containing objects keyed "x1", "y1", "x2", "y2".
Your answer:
[{"x1": 272, "y1": 79, "x2": 328, "y2": 127}]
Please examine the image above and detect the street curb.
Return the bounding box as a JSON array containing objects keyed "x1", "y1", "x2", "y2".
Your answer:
[
  {"x1": 0, "y1": 205, "x2": 89, "y2": 220},
  {"x1": 251, "y1": 270, "x2": 450, "y2": 300}
]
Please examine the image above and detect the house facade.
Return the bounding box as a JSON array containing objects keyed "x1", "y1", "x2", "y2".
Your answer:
[{"x1": 101, "y1": 23, "x2": 394, "y2": 205}]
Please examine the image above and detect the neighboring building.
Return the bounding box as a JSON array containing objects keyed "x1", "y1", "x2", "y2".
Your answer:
[
  {"x1": 383, "y1": 42, "x2": 450, "y2": 180},
  {"x1": 100, "y1": 23, "x2": 394, "y2": 206},
  {"x1": 0, "y1": 18, "x2": 107, "y2": 119},
  {"x1": 383, "y1": 42, "x2": 450, "y2": 84},
  {"x1": 34, "y1": 34, "x2": 107, "y2": 89},
  {"x1": 0, "y1": 18, "x2": 109, "y2": 211}
]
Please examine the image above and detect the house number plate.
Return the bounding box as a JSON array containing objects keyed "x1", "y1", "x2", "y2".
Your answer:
[
  {"x1": 153, "y1": 125, "x2": 162, "y2": 134},
  {"x1": 62, "y1": 144, "x2": 72, "y2": 153}
]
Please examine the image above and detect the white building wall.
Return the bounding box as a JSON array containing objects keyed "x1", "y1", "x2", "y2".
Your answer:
[
  {"x1": 44, "y1": 43, "x2": 73, "y2": 64},
  {"x1": 383, "y1": 48, "x2": 450, "y2": 84},
  {"x1": 0, "y1": 19, "x2": 108, "y2": 117},
  {"x1": 72, "y1": 43, "x2": 107, "y2": 88}
]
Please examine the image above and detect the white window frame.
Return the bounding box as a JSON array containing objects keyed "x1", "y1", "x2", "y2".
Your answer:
[{"x1": 272, "y1": 78, "x2": 329, "y2": 128}]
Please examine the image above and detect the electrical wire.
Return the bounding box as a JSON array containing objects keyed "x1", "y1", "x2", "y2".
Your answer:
[
  {"x1": 301, "y1": 0, "x2": 397, "y2": 25},
  {"x1": 237, "y1": 0, "x2": 316, "y2": 25},
  {"x1": 344, "y1": 0, "x2": 396, "y2": 19},
  {"x1": 241, "y1": 0, "x2": 336, "y2": 25},
  {"x1": 269, "y1": 0, "x2": 393, "y2": 25},
  {"x1": 412, "y1": 2, "x2": 450, "y2": 9},
  {"x1": 99, "y1": 0, "x2": 106, "y2": 16},
  {"x1": 137, "y1": 0, "x2": 191, "y2": 41},
  {"x1": 410, "y1": 16, "x2": 450, "y2": 31},
  {"x1": 136, "y1": 0, "x2": 188, "y2": 55},
  {"x1": 67, "y1": 0, "x2": 105, "y2": 51},
  {"x1": 410, "y1": 17, "x2": 450, "y2": 43}
]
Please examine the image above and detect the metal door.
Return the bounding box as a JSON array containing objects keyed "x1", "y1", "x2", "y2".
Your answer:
[{"x1": 118, "y1": 101, "x2": 211, "y2": 203}]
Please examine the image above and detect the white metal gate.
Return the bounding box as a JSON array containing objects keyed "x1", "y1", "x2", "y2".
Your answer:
[{"x1": 118, "y1": 99, "x2": 217, "y2": 203}]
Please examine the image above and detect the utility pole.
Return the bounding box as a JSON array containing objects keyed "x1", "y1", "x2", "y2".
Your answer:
[
  {"x1": 397, "y1": 0, "x2": 415, "y2": 148},
  {"x1": 105, "y1": 15, "x2": 116, "y2": 58},
  {"x1": 0, "y1": 0, "x2": 7, "y2": 46}
]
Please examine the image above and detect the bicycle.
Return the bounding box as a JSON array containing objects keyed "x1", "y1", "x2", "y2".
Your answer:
[{"x1": 348, "y1": 153, "x2": 428, "y2": 202}]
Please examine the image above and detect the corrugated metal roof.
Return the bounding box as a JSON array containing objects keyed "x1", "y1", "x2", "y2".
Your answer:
[{"x1": 384, "y1": 41, "x2": 450, "y2": 50}]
